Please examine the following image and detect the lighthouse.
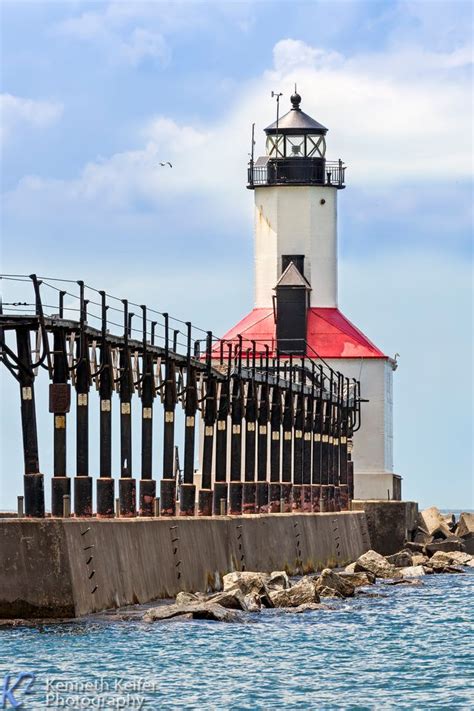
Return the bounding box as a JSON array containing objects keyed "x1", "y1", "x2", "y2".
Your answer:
[{"x1": 221, "y1": 90, "x2": 401, "y2": 500}]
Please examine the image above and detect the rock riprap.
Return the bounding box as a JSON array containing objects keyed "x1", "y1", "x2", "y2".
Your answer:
[
  {"x1": 315, "y1": 569, "x2": 355, "y2": 598},
  {"x1": 354, "y1": 550, "x2": 401, "y2": 579},
  {"x1": 141, "y1": 529, "x2": 473, "y2": 624},
  {"x1": 270, "y1": 578, "x2": 319, "y2": 607}
]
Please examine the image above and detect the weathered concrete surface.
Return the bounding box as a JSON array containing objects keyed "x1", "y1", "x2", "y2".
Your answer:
[
  {"x1": 0, "y1": 512, "x2": 369, "y2": 619},
  {"x1": 351, "y1": 500, "x2": 418, "y2": 555},
  {"x1": 0, "y1": 519, "x2": 75, "y2": 618}
]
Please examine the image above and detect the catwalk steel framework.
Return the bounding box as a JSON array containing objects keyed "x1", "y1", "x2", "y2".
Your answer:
[{"x1": 0, "y1": 274, "x2": 362, "y2": 518}]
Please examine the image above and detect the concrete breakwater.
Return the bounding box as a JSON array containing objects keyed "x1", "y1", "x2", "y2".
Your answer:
[{"x1": 0, "y1": 511, "x2": 369, "y2": 619}]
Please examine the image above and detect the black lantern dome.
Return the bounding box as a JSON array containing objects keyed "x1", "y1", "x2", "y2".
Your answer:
[{"x1": 248, "y1": 91, "x2": 345, "y2": 189}]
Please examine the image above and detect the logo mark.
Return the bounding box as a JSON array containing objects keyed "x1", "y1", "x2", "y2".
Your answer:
[{"x1": 1, "y1": 673, "x2": 35, "y2": 709}]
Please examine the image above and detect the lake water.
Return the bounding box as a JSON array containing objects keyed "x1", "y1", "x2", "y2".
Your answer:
[{"x1": 1, "y1": 569, "x2": 473, "y2": 709}]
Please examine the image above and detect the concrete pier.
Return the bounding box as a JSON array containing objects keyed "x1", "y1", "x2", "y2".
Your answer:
[
  {"x1": 0, "y1": 512, "x2": 369, "y2": 619},
  {"x1": 351, "y1": 500, "x2": 418, "y2": 555}
]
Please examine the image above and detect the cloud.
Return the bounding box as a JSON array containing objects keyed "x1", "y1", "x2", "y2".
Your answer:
[
  {"x1": 55, "y1": 7, "x2": 169, "y2": 66},
  {"x1": 2, "y1": 37, "x2": 472, "y2": 241},
  {"x1": 0, "y1": 93, "x2": 63, "y2": 145}
]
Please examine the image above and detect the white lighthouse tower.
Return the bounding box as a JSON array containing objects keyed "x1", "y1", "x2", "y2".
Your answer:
[{"x1": 222, "y1": 90, "x2": 401, "y2": 500}]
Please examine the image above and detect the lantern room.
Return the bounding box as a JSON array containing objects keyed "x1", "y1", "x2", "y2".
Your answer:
[{"x1": 248, "y1": 91, "x2": 345, "y2": 188}]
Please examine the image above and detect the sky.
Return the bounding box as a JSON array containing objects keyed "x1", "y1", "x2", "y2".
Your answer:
[{"x1": 0, "y1": 0, "x2": 472, "y2": 510}]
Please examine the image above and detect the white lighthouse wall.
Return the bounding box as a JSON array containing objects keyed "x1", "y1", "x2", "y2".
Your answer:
[
  {"x1": 326, "y1": 357, "x2": 398, "y2": 500},
  {"x1": 254, "y1": 186, "x2": 338, "y2": 308}
]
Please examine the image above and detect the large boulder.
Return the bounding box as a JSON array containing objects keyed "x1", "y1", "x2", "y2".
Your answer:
[
  {"x1": 223, "y1": 571, "x2": 269, "y2": 596},
  {"x1": 425, "y1": 538, "x2": 465, "y2": 556},
  {"x1": 339, "y1": 572, "x2": 375, "y2": 588},
  {"x1": 386, "y1": 551, "x2": 413, "y2": 568},
  {"x1": 267, "y1": 571, "x2": 290, "y2": 591},
  {"x1": 315, "y1": 569, "x2": 355, "y2": 597},
  {"x1": 419, "y1": 507, "x2": 451, "y2": 539},
  {"x1": 270, "y1": 578, "x2": 319, "y2": 608},
  {"x1": 399, "y1": 565, "x2": 425, "y2": 578},
  {"x1": 354, "y1": 549, "x2": 400, "y2": 579},
  {"x1": 455, "y1": 512, "x2": 474, "y2": 538},
  {"x1": 207, "y1": 590, "x2": 249, "y2": 611},
  {"x1": 411, "y1": 554, "x2": 430, "y2": 566},
  {"x1": 144, "y1": 603, "x2": 243, "y2": 623},
  {"x1": 426, "y1": 559, "x2": 464, "y2": 574},
  {"x1": 430, "y1": 551, "x2": 472, "y2": 567}
]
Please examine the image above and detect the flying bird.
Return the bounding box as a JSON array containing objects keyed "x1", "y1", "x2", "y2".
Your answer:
[{"x1": 159, "y1": 161, "x2": 173, "y2": 168}]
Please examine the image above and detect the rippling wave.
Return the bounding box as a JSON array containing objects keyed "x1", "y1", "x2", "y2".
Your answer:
[{"x1": 1, "y1": 570, "x2": 473, "y2": 709}]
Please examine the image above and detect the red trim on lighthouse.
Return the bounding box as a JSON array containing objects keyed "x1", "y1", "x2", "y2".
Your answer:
[{"x1": 217, "y1": 307, "x2": 386, "y2": 359}]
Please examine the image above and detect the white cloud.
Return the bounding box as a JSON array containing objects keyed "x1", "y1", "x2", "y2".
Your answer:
[
  {"x1": 0, "y1": 93, "x2": 63, "y2": 145},
  {"x1": 3, "y1": 37, "x2": 472, "y2": 221},
  {"x1": 55, "y1": 5, "x2": 172, "y2": 66}
]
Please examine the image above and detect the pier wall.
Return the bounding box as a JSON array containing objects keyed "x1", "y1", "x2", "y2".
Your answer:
[
  {"x1": 351, "y1": 500, "x2": 418, "y2": 555},
  {"x1": 0, "y1": 512, "x2": 370, "y2": 619}
]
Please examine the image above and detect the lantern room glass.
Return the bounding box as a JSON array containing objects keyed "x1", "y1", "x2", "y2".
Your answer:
[
  {"x1": 266, "y1": 135, "x2": 284, "y2": 158},
  {"x1": 285, "y1": 136, "x2": 305, "y2": 157},
  {"x1": 306, "y1": 135, "x2": 326, "y2": 158}
]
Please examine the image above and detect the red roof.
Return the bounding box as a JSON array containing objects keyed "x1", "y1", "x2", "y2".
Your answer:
[{"x1": 217, "y1": 307, "x2": 386, "y2": 359}]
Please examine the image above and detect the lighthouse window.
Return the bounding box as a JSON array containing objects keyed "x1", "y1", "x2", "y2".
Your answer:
[
  {"x1": 266, "y1": 135, "x2": 284, "y2": 158},
  {"x1": 282, "y1": 255, "x2": 305, "y2": 276},
  {"x1": 286, "y1": 136, "x2": 305, "y2": 157},
  {"x1": 307, "y1": 135, "x2": 326, "y2": 158}
]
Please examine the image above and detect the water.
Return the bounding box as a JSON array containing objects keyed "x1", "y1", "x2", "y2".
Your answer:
[{"x1": 1, "y1": 571, "x2": 473, "y2": 709}]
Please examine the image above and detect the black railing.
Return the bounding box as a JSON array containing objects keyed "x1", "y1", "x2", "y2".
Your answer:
[
  {"x1": 1, "y1": 274, "x2": 362, "y2": 519},
  {"x1": 248, "y1": 159, "x2": 346, "y2": 189}
]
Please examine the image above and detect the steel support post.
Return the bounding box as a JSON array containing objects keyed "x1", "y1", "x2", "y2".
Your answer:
[
  {"x1": 320, "y1": 398, "x2": 330, "y2": 513},
  {"x1": 214, "y1": 378, "x2": 229, "y2": 514},
  {"x1": 292, "y1": 389, "x2": 304, "y2": 511},
  {"x1": 198, "y1": 371, "x2": 216, "y2": 516},
  {"x1": 16, "y1": 327, "x2": 44, "y2": 517},
  {"x1": 180, "y1": 365, "x2": 197, "y2": 516},
  {"x1": 229, "y1": 374, "x2": 243, "y2": 515},
  {"x1": 96, "y1": 297, "x2": 114, "y2": 516},
  {"x1": 269, "y1": 383, "x2": 282, "y2": 512},
  {"x1": 281, "y1": 387, "x2": 293, "y2": 512},
  {"x1": 74, "y1": 314, "x2": 93, "y2": 517},
  {"x1": 338, "y1": 397, "x2": 349, "y2": 510},
  {"x1": 161, "y1": 346, "x2": 177, "y2": 516},
  {"x1": 311, "y1": 388, "x2": 323, "y2": 512},
  {"x1": 50, "y1": 327, "x2": 71, "y2": 516},
  {"x1": 243, "y1": 379, "x2": 257, "y2": 513},
  {"x1": 118, "y1": 305, "x2": 136, "y2": 516},
  {"x1": 256, "y1": 380, "x2": 269, "y2": 513},
  {"x1": 302, "y1": 392, "x2": 313, "y2": 512},
  {"x1": 139, "y1": 347, "x2": 156, "y2": 516}
]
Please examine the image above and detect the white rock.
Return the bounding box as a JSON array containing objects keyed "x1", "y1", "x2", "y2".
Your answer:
[
  {"x1": 354, "y1": 549, "x2": 400, "y2": 579},
  {"x1": 431, "y1": 550, "x2": 472, "y2": 566},
  {"x1": 400, "y1": 565, "x2": 426, "y2": 578},
  {"x1": 222, "y1": 571, "x2": 269, "y2": 595}
]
